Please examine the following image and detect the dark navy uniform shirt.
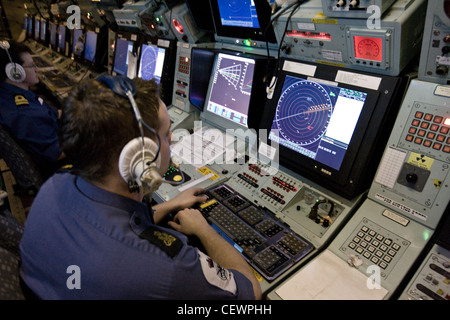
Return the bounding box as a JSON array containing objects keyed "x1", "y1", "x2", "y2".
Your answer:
[
  {"x1": 0, "y1": 82, "x2": 61, "y2": 164},
  {"x1": 19, "y1": 172, "x2": 255, "y2": 300}
]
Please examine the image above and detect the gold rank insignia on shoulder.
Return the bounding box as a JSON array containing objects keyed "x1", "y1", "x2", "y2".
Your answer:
[
  {"x1": 14, "y1": 95, "x2": 29, "y2": 106},
  {"x1": 139, "y1": 226, "x2": 183, "y2": 258}
]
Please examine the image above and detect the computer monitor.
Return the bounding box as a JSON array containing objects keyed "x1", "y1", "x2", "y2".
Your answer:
[
  {"x1": 200, "y1": 49, "x2": 275, "y2": 135},
  {"x1": 72, "y1": 28, "x2": 84, "y2": 60},
  {"x1": 137, "y1": 43, "x2": 166, "y2": 84},
  {"x1": 39, "y1": 19, "x2": 47, "y2": 43},
  {"x1": 205, "y1": 52, "x2": 255, "y2": 128},
  {"x1": 113, "y1": 37, "x2": 134, "y2": 76},
  {"x1": 50, "y1": 23, "x2": 57, "y2": 49},
  {"x1": 84, "y1": 31, "x2": 97, "y2": 63},
  {"x1": 34, "y1": 18, "x2": 40, "y2": 40},
  {"x1": 259, "y1": 58, "x2": 406, "y2": 199},
  {"x1": 26, "y1": 17, "x2": 32, "y2": 38},
  {"x1": 58, "y1": 24, "x2": 66, "y2": 53},
  {"x1": 209, "y1": 0, "x2": 276, "y2": 44}
]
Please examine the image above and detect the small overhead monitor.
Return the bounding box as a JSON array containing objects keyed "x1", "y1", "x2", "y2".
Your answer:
[
  {"x1": 259, "y1": 58, "x2": 405, "y2": 199},
  {"x1": 137, "y1": 43, "x2": 166, "y2": 84},
  {"x1": 209, "y1": 0, "x2": 276, "y2": 44},
  {"x1": 84, "y1": 30, "x2": 98, "y2": 63},
  {"x1": 113, "y1": 37, "x2": 134, "y2": 76}
]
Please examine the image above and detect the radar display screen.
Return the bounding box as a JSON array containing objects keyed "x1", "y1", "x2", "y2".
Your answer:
[
  {"x1": 138, "y1": 43, "x2": 166, "y2": 84},
  {"x1": 217, "y1": 0, "x2": 260, "y2": 28},
  {"x1": 205, "y1": 52, "x2": 255, "y2": 128},
  {"x1": 269, "y1": 75, "x2": 367, "y2": 170}
]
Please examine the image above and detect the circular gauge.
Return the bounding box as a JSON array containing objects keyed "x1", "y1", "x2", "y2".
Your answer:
[
  {"x1": 357, "y1": 39, "x2": 380, "y2": 59},
  {"x1": 273, "y1": 80, "x2": 333, "y2": 147}
]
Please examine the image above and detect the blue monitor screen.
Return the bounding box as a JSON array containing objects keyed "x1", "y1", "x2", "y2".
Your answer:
[
  {"x1": 205, "y1": 52, "x2": 255, "y2": 128},
  {"x1": 84, "y1": 31, "x2": 97, "y2": 62},
  {"x1": 217, "y1": 0, "x2": 260, "y2": 28},
  {"x1": 40, "y1": 20, "x2": 46, "y2": 41},
  {"x1": 27, "y1": 17, "x2": 32, "y2": 35},
  {"x1": 58, "y1": 25, "x2": 66, "y2": 50},
  {"x1": 50, "y1": 23, "x2": 57, "y2": 47},
  {"x1": 34, "y1": 19, "x2": 39, "y2": 39},
  {"x1": 138, "y1": 43, "x2": 166, "y2": 83},
  {"x1": 72, "y1": 29, "x2": 84, "y2": 57},
  {"x1": 23, "y1": 17, "x2": 27, "y2": 32},
  {"x1": 268, "y1": 75, "x2": 367, "y2": 171},
  {"x1": 113, "y1": 38, "x2": 133, "y2": 76}
]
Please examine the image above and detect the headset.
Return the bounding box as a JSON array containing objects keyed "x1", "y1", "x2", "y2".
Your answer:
[
  {"x1": 0, "y1": 40, "x2": 26, "y2": 83},
  {"x1": 96, "y1": 75, "x2": 183, "y2": 196}
]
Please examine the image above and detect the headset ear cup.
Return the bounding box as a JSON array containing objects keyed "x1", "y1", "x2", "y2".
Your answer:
[
  {"x1": 5, "y1": 63, "x2": 26, "y2": 83},
  {"x1": 118, "y1": 137, "x2": 161, "y2": 192}
]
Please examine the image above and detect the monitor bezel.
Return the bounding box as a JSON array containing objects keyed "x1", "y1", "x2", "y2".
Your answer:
[
  {"x1": 112, "y1": 32, "x2": 139, "y2": 77},
  {"x1": 259, "y1": 59, "x2": 382, "y2": 196},
  {"x1": 200, "y1": 48, "x2": 275, "y2": 138},
  {"x1": 209, "y1": 0, "x2": 277, "y2": 43},
  {"x1": 83, "y1": 30, "x2": 98, "y2": 64}
]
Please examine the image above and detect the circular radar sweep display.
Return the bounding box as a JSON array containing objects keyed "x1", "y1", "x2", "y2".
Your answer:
[
  {"x1": 273, "y1": 79, "x2": 333, "y2": 148},
  {"x1": 139, "y1": 45, "x2": 159, "y2": 80}
]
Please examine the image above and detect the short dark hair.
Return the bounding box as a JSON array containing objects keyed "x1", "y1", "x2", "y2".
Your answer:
[
  {"x1": 58, "y1": 77, "x2": 161, "y2": 182},
  {"x1": 0, "y1": 40, "x2": 32, "y2": 82}
]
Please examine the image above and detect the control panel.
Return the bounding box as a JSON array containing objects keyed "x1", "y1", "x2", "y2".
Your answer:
[
  {"x1": 275, "y1": 0, "x2": 426, "y2": 76},
  {"x1": 268, "y1": 79, "x2": 450, "y2": 300},
  {"x1": 419, "y1": 0, "x2": 450, "y2": 84},
  {"x1": 321, "y1": 0, "x2": 396, "y2": 18}
]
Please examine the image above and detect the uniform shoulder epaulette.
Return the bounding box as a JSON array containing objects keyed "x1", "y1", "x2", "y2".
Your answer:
[
  {"x1": 139, "y1": 226, "x2": 183, "y2": 258},
  {"x1": 14, "y1": 95, "x2": 29, "y2": 106}
]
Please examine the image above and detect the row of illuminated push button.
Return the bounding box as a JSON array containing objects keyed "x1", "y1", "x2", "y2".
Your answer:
[{"x1": 406, "y1": 112, "x2": 450, "y2": 153}]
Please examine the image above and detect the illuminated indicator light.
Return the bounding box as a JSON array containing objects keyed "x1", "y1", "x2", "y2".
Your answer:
[
  {"x1": 444, "y1": 118, "x2": 450, "y2": 126},
  {"x1": 172, "y1": 19, "x2": 184, "y2": 34},
  {"x1": 243, "y1": 39, "x2": 252, "y2": 46},
  {"x1": 184, "y1": 57, "x2": 189, "y2": 63},
  {"x1": 354, "y1": 36, "x2": 383, "y2": 62},
  {"x1": 156, "y1": 17, "x2": 160, "y2": 22},
  {"x1": 286, "y1": 30, "x2": 332, "y2": 40}
]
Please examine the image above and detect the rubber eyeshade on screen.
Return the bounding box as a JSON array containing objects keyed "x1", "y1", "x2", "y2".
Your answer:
[
  {"x1": 205, "y1": 53, "x2": 255, "y2": 128},
  {"x1": 84, "y1": 31, "x2": 97, "y2": 62},
  {"x1": 216, "y1": 0, "x2": 260, "y2": 28},
  {"x1": 113, "y1": 38, "x2": 133, "y2": 76},
  {"x1": 138, "y1": 43, "x2": 165, "y2": 84},
  {"x1": 268, "y1": 75, "x2": 367, "y2": 171}
]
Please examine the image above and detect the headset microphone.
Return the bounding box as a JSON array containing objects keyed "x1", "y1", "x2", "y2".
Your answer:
[{"x1": 0, "y1": 40, "x2": 26, "y2": 83}]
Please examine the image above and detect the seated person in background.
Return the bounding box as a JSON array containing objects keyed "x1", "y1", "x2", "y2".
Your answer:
[
  {"x1": 0, "y1": 40, "x2": 65, "y2": 179},
  {"x1": 19, "y1": 76, "x2": 261, "y2": 300}
]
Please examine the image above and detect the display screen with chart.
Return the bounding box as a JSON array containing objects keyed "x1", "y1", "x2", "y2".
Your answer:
[
  {"x1": 138, "y1": 43, "x2": 166, "y2": 83},
  {"x1": 216, "y1": 0, "x2": 260, "y2": 28},
  {"x1": 268, "y1": 75, "x2": 367, "y2": 171},
  {"x1": 205, "y1": 53, "x2": 255, "y2": 128}
]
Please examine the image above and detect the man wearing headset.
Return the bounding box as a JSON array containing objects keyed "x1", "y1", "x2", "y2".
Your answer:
[
  {"x1": 19, "y1": 76, "x2": 261, "y2": 300},
  {"x1": 0, "y1": 40, "x2": 65, "y2": 179}
]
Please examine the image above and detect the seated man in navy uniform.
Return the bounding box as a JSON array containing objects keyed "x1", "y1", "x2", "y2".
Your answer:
[
  {"x1": 0, "y1": 40, "x2": 65, "y2": 179},
  {"x1": 19, "y1": 76, "x2": 261, "y2": 300}
]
